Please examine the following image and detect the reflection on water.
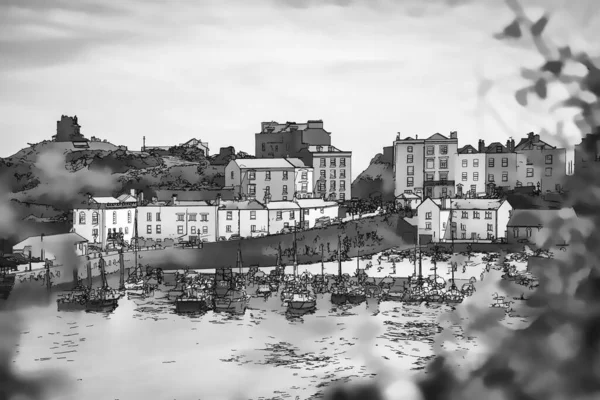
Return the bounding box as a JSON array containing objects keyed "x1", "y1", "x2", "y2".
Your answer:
[{"x1": 6, "y1": 273, "x2": 527, "y2": 400}]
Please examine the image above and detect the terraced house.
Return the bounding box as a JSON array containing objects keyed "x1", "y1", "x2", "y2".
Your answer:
[
  {"x1": 394, "y1": 131, "x2": 459, "y2": 199},
  {"x1": 298, "y1": 145, "x2": 352, "y2": 201},
  {"x1": 480, "y1": 140, "x2": 521, "y2": 195},
  {"x1": 514, "y1": 132, "x2": 567, "y2": 192},
  {"x1": 454, "y1": 144, "x2": 486, "y2": 198}
]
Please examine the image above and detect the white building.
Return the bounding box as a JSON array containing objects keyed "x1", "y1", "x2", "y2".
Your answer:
[
  {"x1": 72, "y1": 192, "x2": 138, "y2": 249},
  {"x1": 298, "y1": 145, "x2": 352, "y2": 201},
  {"x1": 287, "y1": 158, "x2": 314, "y2": 199},
  {"x1": 416, "y1": 198, "x2": 513, "y2": 244},
  {"x1": 217, "y1": 200, "x2": 268, "y2": 239},
  {"x1": 454, "y1": 144, "x2": 486, "y2": 198},
  {"x1": 13, "y1": 233, "x2": 88, "y2": 261},
  {"x1": 293, "y1": 198, "x2": 339, "y2": 229},
  {"x1": 266, "y1": 201, "x2": 301, "y2": 234}
]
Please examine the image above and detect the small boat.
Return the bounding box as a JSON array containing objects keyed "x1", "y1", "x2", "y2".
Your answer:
[
  {"x1": 0, "y1": 267, "x2": 16, "y2": 300},
  {"x1": 444, "y1": 288, "x2": 464, "y2": 304},
  {"x1": 425, "y1": 289, "x2": 444, "y2": 303},
  {"x1": 347, "y1": 287, "x2": 367, "y2": 305},
  {"x1": 175, "y1": 294, "x2": 210, "y2": 313},
  {"x1": 256, "y1": 283, "x2": 271, "y2": 295},
  {"x1": 86, "y1": 297, "x2": 119, "y2": 313},
  {"x1": 57, "y1": 294, "x2": 88, "y2": 311},
  {"x1": 215, "y1": 280, "x2": 232, "y2": 297},
  {"x1": 214, "y1": 294, "x2": 248, "y2": 315},
  {"x1": 288, "y1": 291, "x2": 316, "y2": 310}
]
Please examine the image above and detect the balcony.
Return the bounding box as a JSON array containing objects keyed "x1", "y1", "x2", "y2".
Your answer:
[{"x1": 424, "y1": 180, "x2": 455, "y2": 187}]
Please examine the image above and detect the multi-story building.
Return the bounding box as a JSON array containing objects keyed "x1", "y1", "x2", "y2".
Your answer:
[
  {"x1": 294, "y1": 198, "x2": 339, "y2": 229},
  {"x1": 265, "y1": 201, "x2": 301, "y2": 234},
  {"x1": 479, "y1": 140, "x2": 520, "y2": 195},
  {"x1": 416, "y1": 198, "x2": 513, "y2": 244},
  {"x1": 72, "y1": 192, "x2": 138, "y2": 249},
  {"x1": 574, "y1": 130, "x2": 600, "y2": 173},
  {"x1": 514, "y1": 132, "x2": 567, "y2": 192},
  {"x1": 137, "y1": 196, "x2": 219, "y2": 243},
  {"x1": 297, "y1": 145, "x2": 352, "y2": 201},
  {"x1": 394, "y1": 131, "x2": 459, "y2": 199},
  {"x1": 454, "y1": 144, "x2": 486, "y2": 198},
  {"x1": 217, "y1": 200, "x2": 268, "y2": 239},
  {"x1": 225, "y1": 158, "x2": 313, "y2": 202},
  {"x1": 255, "y1": 120, "x2": 331, "y2": 158}
]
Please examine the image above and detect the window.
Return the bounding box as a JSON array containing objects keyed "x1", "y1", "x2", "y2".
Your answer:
[
  {"x1": 226, "y1": 211, "x2": 232, "y2": 220},
  {"x1": 112, "y1": 211, "x2": 117, "y2": 224},
  {"x1": 318, "y1": 182, "x2": 326, "y2": 191},
  {"x1": 156, "y1": 213, "x2": 161, "y2": 221},
  {"x1": 289, "y1": 211, "x2": 295, "y2": 220},
  {"x1": 250, "y1": 211, "x2": 256, "y2": 220},
  {"x1": 78, "y1": 212, "x2": 86, "y2": 224},
  {"x1": 526, "y1": 227, "x2": 532, "y2": 237},
  {"x1": 223, "y1": 225, "x2": 232, "y2": 233},
  {"x1": 304, "y1": 209, "x2": 309, "y2": 215},
  {"x1": 330, "y1": 181, "x2": 336, "y2": 190},
  {"x1": 496, "y1": 146, "x2": 502, "y2": 153},
  {"x1": 248, "y1": 171, "x2": 256, "y2": 180},
  {"x1": 502, "y1": 172, "x2": 508, "y2": 182},
  {"x1": 426, "y1": 173, "x2": 434, "y2": 181},
  {"x1": 231, "y1": 171, "x2": 234, "y2": 180},
  {"x1": 545, "y1": 167, "x2": 552, "y2": 176},
  {"x1": 461, "y1": 233, "x2": 466, "y2": 239},
  {"x1": 439, "y1": 159, "x2": 448, "y2": 169},
  {"x1": 176, "y1": 214, "x2": 184, "y2": 221},
  {"x1": 201, "y1": 214, "x2": 208, "y2": 222},
  {"x1": 283, "y1": 171, "x2": 289, "y2": 180},
  {"x1": 502, "y1": 158, "x2": 508, "y2": 167},
  {"x1": 440, "y1": 145, "x2": 448, "y2": 155},
  {"x1": 340, "y1": 158, "x2": 346, "y2": 167},
  {"x1": 318, "y1": 170, "x2": 326, "y2": 179},
  {"x1": 92, "y1": 228, "x2": 98, "y2": 237},
  {"x1": 471, "y1": 185, "x2": 477, "y2": 193},
  {"x1": 488, "y1": 158, "x2": 495, "y2": 167},
  {"x1": 513, "y1": 228, "x2": 519, "y2": 238},
  {"x1": 125, "y1": 227, "x2": 129, "y2": 234},
  {"x1": 407, "y1": 146, "x2": 413, "y2": 153},
  {"x1": 488, "y1": 174, "x2": 494, "y2": 182},
  {"x1": 339, "y1": 181, "x2": 345, "y2": 190},
  {"x1": 127, "y1": 211, "x2": 131, "y2": 224},
  {"x1": 462, "y1": 172, "x2": 467, "y2": 181},
  {"x1": 248, "y1": 184, "x2": 256, "y2": 196},
  {"x1": 340, "y1": 193, "x2": 346, "y2": 201},
  {"x1": 516, "y1": 181, "x2": 522, "y2": 187},
  {"x1": 276, "y1": 211, "x2": 282, "y2": 220},
  {"x1": 283, "y1": 185, "x2": 288, "y2": 194},
  {"x1": 473, "y1": 211, "x2": 480, "y2": 219},
  {"x1": 426, "y1": 146, "x2": 434, "y2": 155},
  {"x1": 330, "y1": 170, "x2": 336, "y2": 179},
  {"x1": 425, "y1": 222, "x2": 432, "y2": 230},
  {"x1": 177, "y1": 226, "x2": 184, "y2": 234},
  {"x1": 527, "y1": 168, "x2": 534, "y2": 178},
  {"x1": 283, "y1": 196, "x2": 288, "y2": 201},
  {"x1": 147, "y1": 212, "x2": 152, "y2": 222},
  {"x1": 330, "y1": 158, "x2": 336, "y2": 167},
  {"x1": 147, "y1": 225, "x2": 152, "y2": 234},
  {"x1": 265, "y1": 186, "x2": 270, "y2": 194},
  {"x1": 407, "y1": 177, "x2": 414, "y2": 187},
  {"x1": 320, "y1": 158, "x2": 326, "y2": 167},
  {"x1": 156, "y1": 225, "x2": 161, "y2": 234},
  {"x1": 202, "y1": 226, "x2": 208, "y2": 234},
  {"x1": 473, "y1": 172, "x2": 479, "y2": 181},
  {"x1": 461, "y1": 223, "x2": 466, "y2": 231},
  {"x1": 191, "y1": 226, "x2": 197, "y2": 234},
  {"x1": 284, "y1": 222, "x2": 289, "y2": 228},
  {"x1": 545, "y1": 155, "x2": 553, "y2": 164},
  {"x1": 301, "y1": 172, "x2": 308, "y2": 180},
  {"x1": 320, "y1": 208, "x2": 324, "y2": 214},
  {"x1": 340, "y1": 169, "x2": 346, "y2": 178},
  {"x1": 188, "y1": 214, "x2": 197, "y2": 221},
  {"x1": 473, "y1": 159, "x2": 479, "y2": 167},
  {"x1": 485, "y1": 211, "x2": 492, "y2": 219},
  {"x1": 426, "y1": 159, "x2": 434, "y2": 169},
  {"x1": 425, "y1": 212, "x2": 432, "y2": 220},
  {"x1": 471, "y1": 232, "x2": 477, "y2": 240},
  {"x1": 439, "y1": 172, "x2": 448, "y2": 181},
  {"x1": 265, "y1": 171, "x2": 271, "y2": 180},
  {"x1": 407, "y1": 166, "x2": 414, "y2": 175},
  {"x1": 442, "y1": 187, "x2": 447, "y2": 197},
  {"x1": 462, "y1": 159, "x2": 468, "y2": 168},
  {"x1": 251, "y1": 225, "x2": 256, "y2": 232},
  {"x1": 462, "y1": 211, "x2": 468, "y2": 218},
  {"x1": 407, "y1": 154, "x2": 413, "y2": 163},
  {"x1": 487, "y1": 224, "x2": 493, "y2": 231},
  {"x1": 261, "y1": 143, "x2": 265, "y2": 152}
]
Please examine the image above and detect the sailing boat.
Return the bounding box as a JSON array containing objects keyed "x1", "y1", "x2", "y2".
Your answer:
[
  {"x1": 331, "y1": 236, "x2": 349, "y2": 305},
  {"x1": 287, "y1": 228, "x2": 316, "y2": 311},
  {"x1": 213, "y1": 246, "x2": 248, "y2": 315},
  {"x1": 125, "y1": 208, "x2": 144, "y2": 290},
  {"x1": 443, "y1": 261, "x2": 464, "y2": 304}
]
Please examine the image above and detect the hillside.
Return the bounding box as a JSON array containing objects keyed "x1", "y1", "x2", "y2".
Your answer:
[
  {"x1": 0, "y1": 139, "x2": 253, "y2": 249},
  {"x1": 351, "y1": 152, "x2": 395, "y2": 202}
]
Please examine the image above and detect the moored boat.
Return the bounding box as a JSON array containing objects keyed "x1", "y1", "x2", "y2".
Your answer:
[
  {"x1": 443, "y1": 289, "x2": 464, "y2": 304},
  {"x1": 347, "y1": 287, "x2": 367, "y2": 305},
  {"x1": 175, "y1": 294, "x2": 210, "y2": 313},
  {"x1": 214, "y1": 294, "x2": 248, "y2": 315},
  {"x1": 288, "y1": 291, "x2": 316, "y2": 310}
]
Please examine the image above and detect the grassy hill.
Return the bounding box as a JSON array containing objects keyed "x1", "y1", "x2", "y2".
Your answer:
[{"x1": 351, "y1": 153, "x2": 395, "y2": 202}]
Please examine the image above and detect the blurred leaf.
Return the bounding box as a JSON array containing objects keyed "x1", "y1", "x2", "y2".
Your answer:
[
  {"x1": 520, "y1": 67, "x2": 539, "y2": 81},
  {"x1": 541, "y1": 60, "x2": 563, "y2": 76},
  {"x1": 530, "y1": 15, "x2": 549, "y2": 36},
  {"x1": 534, "y1": 78, "x2": 547, "y2": 99},
  {"x1": 515, "y1": 87, "x2": 529, "y2": 106},
  {"x1": 477, "y1": 79, "x2": 494, "y2": 97},
  {"x1": 562, "y1": 96, "x2": 588, "y2": 109},
  {"x1": 502, "y1": 19, "x2": 522, "y2": 39},
  {"x1": 558, "y1": 46, "x2": 572, "y2": 60}
]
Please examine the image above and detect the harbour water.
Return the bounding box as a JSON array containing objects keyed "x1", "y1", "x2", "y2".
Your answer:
[{"x1": 7, "y1": 252, "x2": 532, "y2": 400}]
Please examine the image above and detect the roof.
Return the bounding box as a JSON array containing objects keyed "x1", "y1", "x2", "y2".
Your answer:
[
  {"x1": 515, "y1": 133, "x2": 556, "y2": 150},
  {"x1": 507, "y1": 208, "x2": 577, "y2": 227},
  {"x1": 306, "y1": 145, "x2": 350, "y2": 154},
  {"x1": 396, "y1": 193, "x2": 421, "y2": 200},
  {"x1": 458, "y1": 145, "x2": 479, "y2": 154},
  {"x1": 168, "y1": 200, "x2": 213, "y2": 207},
  {"x1": 155, "y1": 189, "x2": 235, "y2": 202},
  {"x1": 116, "y1": 194, "x2": 137, "y2": 203},
  {"x1": 265, "y1": 201, "x2": 300, "y2": 210},
  {"x1": 219, "y1": 200, "x2": 265, "y2": 210},
  {"x1": 90, "y1": 196, "x2": 121, "y2": 204},
  {"x1": 261, "y1": 121, "x2": 310, "y2": 133},
  {"x1": 485, "y1": 142, "x2": 510, "y2": 154},
  {"x1": 294, "y1": 198, "x2": 338, "y2": 208},
  {"x1": 426, "y1": 133, "x2": 449, "y2": 141},
  {"x1": 14, "y1": 233, "x2": 88, "y2": 249},
  {"x1": 229, "y1": 158, "x2": 303, "y2": 169},
  {"x1": 286, "y1": 158, "x2": 309, "y2": 168},
  {"x1": 425, "y1": 198, "x2": 506, "y2": 210}
]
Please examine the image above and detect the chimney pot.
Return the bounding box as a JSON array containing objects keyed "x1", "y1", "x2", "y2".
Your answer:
[{"x1": 130, "y1": 189, "x2": 135, "y2": 197}]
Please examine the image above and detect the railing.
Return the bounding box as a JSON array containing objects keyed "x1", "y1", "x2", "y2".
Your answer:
[{"x1": 423, "y1": 180, "x2": 455, "y2": 187}]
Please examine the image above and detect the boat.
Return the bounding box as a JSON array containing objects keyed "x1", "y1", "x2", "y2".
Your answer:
[
  {"x1": 175, "y1": 293, "x2": 211, "y2": 313},
  {"x1": 57, "y1": 292, "x2": 89, "y2": 311},
  {"x1": 0, "y1": 263, "x2": 17, "y2": 300},
  {"x1": 256, "y1": 283, "x2": 271, "y2": 295},
  {"x1": 443, "y1": 288, "x2": 464, "y2": 304},
  {"x1": 288, "y1": 290, "x2": 316, "y2": 310},
  {"x1": 330, "y1": 237, "x2": 348, "y2": 305},
  {"x1": 86, "y1": 295, "x2": 119, "y2": 313},
  {"x1": 215, "y1": 280, "x2": 232, "y2": 297},
  {"x1": 425, "y1": 289, "x2": 444, "y2": 303},
  {"x1": 347, "y1": 287, "x2": 367, "y2": 305},
  {"x1": 214, "y1": 292, "x2": 248, "y2": 314}
]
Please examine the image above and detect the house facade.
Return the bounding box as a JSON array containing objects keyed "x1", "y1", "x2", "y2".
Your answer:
[
  {"x1": 454, "y1": 145, "x2": 486, "y2": 197},
  {"x1": 481, "y1": 140, "x2": 520, "y2": 194},
  {"x1": 394, "y1": 131, "x2": 459, "y2": 199},
  {"x1": 294, "y1": 198, "x2": 339, "y2": 228},
  {"x1": 13, "y1": 233, "x2": 88, "y2": 261},
  {"x1": 506, "y1": 208, "x2": 577, "y2": 246},
  {"x1": 255, "y1": 120, "x2": 331, "y2": 158},
  {"x1": 514, "y1": 132, "x2": 567, "y2": 192},
  {"x1": 72, "y1": 193, "x2": 138, "y2": 248},
  {"x1": 298, "y1": 145, "x2": 352, "y2": 202},
  {"x1": 574, "y1": 130, "x2": 600, "y2": 173},
  {"x1": 217, "y1": 200, "x2": 268, "y2": 239},
  {"x1": 180, "y1": 138, "x2": 209, "y2": 156},
  {"x1": 224, "y1": 158, "x2": 312, "y2": 202},
  {"x1": 266, "y1": 201, "x2": 301, "y2": 234}
]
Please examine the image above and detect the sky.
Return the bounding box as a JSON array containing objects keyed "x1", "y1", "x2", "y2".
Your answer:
[{"x1": 1, "y1": 0, "x2": 598, "y2": 179}]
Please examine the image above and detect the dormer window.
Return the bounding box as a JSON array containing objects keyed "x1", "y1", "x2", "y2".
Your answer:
[
  {"x1": 496, "y1": 146, "x2": 502, "y2": 153},
  {"x1": 316, "y1": 146, "x2": 323, "y2": 152},
  {"x1": 328, "y1": 146, "x2": 334, "y2": 152}
]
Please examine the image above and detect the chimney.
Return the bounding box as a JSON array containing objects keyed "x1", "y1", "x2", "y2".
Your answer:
[
  {"x1": 215, "y1": 194, "x2": 222, "y2": 207},
  {"x1": 139, "y1": 192, "x2": 144, "y2": 204},
  {"x1": 171, "y1": 194, "x2": 178, "y2": 205},
  {"x1": 506, "y1": 139, "x2": 511, "y2": 152},
  {"x1": 478, "y1": 139, "x2": 486, "y2": 153},
  {"x1": 528, "y1": 132, "x2": 534, "y2": 140},
  {"x1": 41, "y1": 233, "x2": 45, "y2": 242},
  {"x1": 533, "y1": 134, "x2": 540, "y2": 143},
  {"x1": 450, "y1": 131, "x2": 457, "y2": 139},
  {"x1": 130, "y1": 188, "x2": 136, "y2": 197},
  {"x1": 396, "y1": 132, "x2": 401, "y2": 141},
  {"x1": 151, "y1": 196, "x2": 158, "y2": 203}
]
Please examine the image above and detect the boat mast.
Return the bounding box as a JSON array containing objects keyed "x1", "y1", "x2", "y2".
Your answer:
[
  {"x1": 293, "y1": 225, "x2": 298, "y2": 278},
  {"x1": 118, "y1": 247, "x2": 125, "y2": 291},
  {"x1": 134, "y1": 207, "x2": 140, "y2": 279},
  {"x1": 45, "y1": 260, "x2": 51, "y2": 292},
  {"x1": 99, "y1": 255, "x2": 108, "y2": 289},
  {"x1": 337, "y1": 235, "x2": 342, "y2": 279},
  {"x1": 237, "y1": 245, "x2": 243, "y2": 275},
  {"x1": 320, "y1": 243, "x2": 324, "y2": 278}
]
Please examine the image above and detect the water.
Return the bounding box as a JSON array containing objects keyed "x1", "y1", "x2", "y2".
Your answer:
[{"x1": 8, "y1": 252, "x2": 531, "y2": 400}]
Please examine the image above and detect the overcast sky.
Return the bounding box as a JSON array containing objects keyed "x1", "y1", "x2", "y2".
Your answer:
[{"x1": 1, "y1": 0, "x2": 597, "y2": 178}]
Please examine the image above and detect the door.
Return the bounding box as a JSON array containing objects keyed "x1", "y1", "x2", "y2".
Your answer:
[{"x1": 425, "y1": 187, "x2": 433, "y2": 198}]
